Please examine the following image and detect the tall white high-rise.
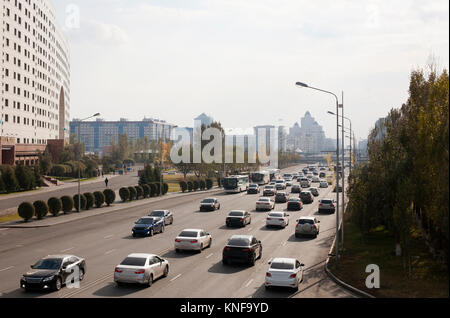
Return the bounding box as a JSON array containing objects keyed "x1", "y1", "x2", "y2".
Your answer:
[{"x1": 1, "y1": 0, "x2": 70, "y2": 145}]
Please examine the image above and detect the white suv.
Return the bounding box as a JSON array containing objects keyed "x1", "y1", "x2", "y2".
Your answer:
[{"x1": 295, "y1": 217, "x2": 320, "y2": 238}]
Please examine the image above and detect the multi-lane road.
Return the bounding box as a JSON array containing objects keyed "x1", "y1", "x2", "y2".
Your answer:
[{"x1": 0, "y1": 165, "x2": 355, "y2": 298}]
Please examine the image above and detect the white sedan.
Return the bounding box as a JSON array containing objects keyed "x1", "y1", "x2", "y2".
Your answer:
[
  {"x1": 319, "y1": 180, "x2": 328, "y2": 188},
  {"x1": 114, "y1": 253, "x2": 169, "y2": 287},
  {"x1": 265, "y1": 258, "x2": 304, "y2": 290},
  {"x1": 266, "y1": 212, "x2": 290, "y2": 228},
  {"x1": 256, "y1": 197, "x2": 275, "y2": 211},
  {"x1": 174, "y1": 229, "x2": 212, "y2": 252}
]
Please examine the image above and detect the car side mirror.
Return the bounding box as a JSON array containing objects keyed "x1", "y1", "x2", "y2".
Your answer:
[
  {"x1": 258, "y1": 240, "x2": 261, "y2": 244},
  {"x1": 318, "y1": 221, "x2": 321, "y2": 223},
  {"x1": 300, "y1": 263, "x2": 305, "y2": 267},
  {"x1": 30, "y1": 265, "x2": 34, "y2": 268}
]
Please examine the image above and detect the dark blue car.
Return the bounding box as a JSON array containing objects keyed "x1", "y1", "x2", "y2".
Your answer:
[{"x1": 132, "y1": 217, "x2": 165, "y2": 237}]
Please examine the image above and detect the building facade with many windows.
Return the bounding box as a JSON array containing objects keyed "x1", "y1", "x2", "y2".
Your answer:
[{"x1": 1, "y1": 0, "x2": 70, "y2": 146}]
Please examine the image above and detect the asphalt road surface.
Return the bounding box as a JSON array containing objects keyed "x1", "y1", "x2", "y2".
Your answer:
[{"x1": 0, "y1": 165, "x2": 355, "y2": 298}]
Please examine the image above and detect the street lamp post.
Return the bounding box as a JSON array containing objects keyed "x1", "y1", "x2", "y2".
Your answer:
[
  {"x1": 296, "y1": 82, "x2": 341, "y2": 267},
  {"x1": 77, "y1": 113, "x2": 100, "y2": 212}
]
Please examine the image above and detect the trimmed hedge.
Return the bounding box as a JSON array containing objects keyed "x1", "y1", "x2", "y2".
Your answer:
[
  {"x1": 61, "y1": 195, "x2": 74, "y2": 213},
  {"x1": 206, "y1": 179, "x2": 213, "y2": 190},
  {"x1": 94, "y1": 191, "x2": 105, "y2": 208},
  {"x1": 162, "y1": 182, "x2": 169, "y2": 195},
  {"x1": 119, "y1": 187, "x2": 130, "y2": 202},
  {"x1": 73, "y1": 194, "x2": 87, "y2": 211},
  {"x1": 187, "y1": 181, "x2": 193, "y2": 192},
  {"x1": 84, "y1": 192, "x2": 95, "y2": 210},
  {"x1": 149, "y1": 183, "x2": 157, "y2": 197},
  {"x1": 154, "y1": 182, "x2": 161, "y2": 196},
  {"x1": 18, "y1": 202, "x2": 34, "y2": 222},
  {"x1": 199, "y1": 180, "x2": 206, "y2": 190},
  {"x1": 128, "y1": 186, "x2": 137, "y2": 200},
  {"x1": 142, "y1": 184, "x2": 150, "y2": 198},
  {"x1": 103, "y1": 189, "x2": 116, "y2": 206},
  {"x1": 135, "y1": 185, "x2": 143, "y2": 199},
  {"x1": 33, "y1": 200, "x2": 48, "y2": 219},
  {"x1": 180, "y1": 181, "x2": 187, "y2": 193},
  {"x1": 48, "y1": 197, "x2": 62, "y2": 217},
  {"x1": 193, "y1": 180, "x2": 199, "y2": 191}
]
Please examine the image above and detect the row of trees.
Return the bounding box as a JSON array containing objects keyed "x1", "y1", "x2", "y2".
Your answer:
[
  {"x1": 119, "y1": 183, "x2": 169, "y2": 202},
  {"x1": 347, "y1": 65, "x2": 449, "y2": 268},
  {"x1": 17, "y1": 189, "x2": 116, "y2": 221},
  {"x1": 0, "y1": 165, "x2": 42, "y2": 194},
  {"x1": 179, "y1": 179, "x2": 214, "y2": 192}
]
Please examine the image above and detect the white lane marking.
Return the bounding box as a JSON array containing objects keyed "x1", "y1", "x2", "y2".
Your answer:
[
  {"x1": 16, "y1": 244, "x2": 23, "y2": 247},
  {"x1": 0, "y1": 266, "x2": 14, "y2": 272},
  {"x1": 60, "y1": 247, "x2": 74, "y2": 253},
  {"x1": 245, "y1": 279, "x2": 253, "y2": 287},
  {"x1": 104, "y1": 235, "x2": 113, "y2": 239},
  {"x1": 247, "y1": 227, "x2": 253, "y2": 232},
  {"x1": 170, "y1": 274, "x2": 182, "y2": 282},
  {"x1": 206, "y1": 253, "x2": 213, "y2": 259},
  {"x1": 105, "y1": 249, "x2": 116, "y2": 255},
  {"x1": 281, "y1": 241, "x2": 287, "y2": 247},
  {"x1": 0, "y1": 228, "x2": 9, "y2": 232}
]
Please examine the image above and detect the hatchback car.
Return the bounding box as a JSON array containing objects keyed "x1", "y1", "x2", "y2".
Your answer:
[
  {"x1": 132, "y1": 217, "x2": 165, "y2": 237},
  {"x1": 319, "y1": 198, "x2": 336, "y2": 214},
  {"x1": 263, "y1": 185, "x2": 277, "y2": 196},
  {"x1": 287, "y1": 198, "x2": 303, "y2": 211},
  {"x1": 226, "y1": 210, "x2": 251, "y2": 227},
  {"x1": 291, "y1": 184, "x2": 301, "y2": 193},
  {"x1": 200, "y1": 198, "x2": 220, "y2": 211},
  {"x1": 295, "y1": 217, "x2": 320, "y2": 238},
  {"x1": 148, "y1": 210, "x2": 173, "y2": 225},
  {"x1": 222, "y1": 235, "x2": 262, "y2": 266},
  {"x1": 300, "y1": 191, "x2": 314, "y2": 204},
  {"x1": 256, "y1": 197, "x2": 275, "y2": 211},
  {"x1": 114, "y1": 253, "x2": 169, "y2": 287},
  {"x1": 21, "y1": 255, "x2": 86, "y2": 292},
  {"x1": 319, "y1": 180, "x2": 328, "y2": 188},
  {"x1": 266, "y1": 212, "x2": 290, "y2": 228},
  {"x1": 309, "y1": 187, "x2": 319, "y2": 197},
  {"x1": 265, "y1": 258, "x2": 304, "y2": 291},
  {"x1": 319, "y1": 172, "x2": 326, "y2": 178},
  {"x1": 300, "y1": 178, "x2": 311, "y2": 188},
  {"x1": 174, "y1": 229, "x2": 212, "y2": 252},
  {"x1": 275, "y1": 191, "x2": 289, "y2": 203},
  {"x1": 247, "y1": 184, "x2": 260, "y2": 194}
]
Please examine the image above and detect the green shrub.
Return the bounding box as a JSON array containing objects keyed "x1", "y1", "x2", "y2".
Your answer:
[
  {"x1": 18, "y1": 202, "x2": 34, "y2": 222},
  {"x1": 162, "y1": 183, "x2": 169, "y2": 195},
  {"x1": 135, "y1": 185, "x2": 143, "y2": 199},
  {"x1": 179, "y1": 181, "x2": 187, "y2": 193},
  {"x1": 15, "y1": 165, "x2": 35, "y2": 190},
  {"x1": 33, "y1": 200, "x2": 48, "y2": 219},
  {"x1": 193, "y1": 180, "x2": 199, "y2": 191},
  {"x1": 199, "y1": 180, "x2": 206, "y2": 190},
  {"x1": 0, "y1": 176, "x2": 5, "y2": 192},
  {"x1": 61, "y1": 196, "x2": 74, "y2": 213},
  {"x1": 128, "y1": 186, "x2": 137, "y2": 200},
  {"x1": 50, "y1": 164, "x2": 67, "y2": 177},
  {"x1": 149, "y1": 183, "x2": 157, "y2": 197},
  {"x1": 47, "y1": 197, "x2": 62, "y2": 216},
  {"x1": 73, "y1": 194, "x2": 87, "y2": 211},
  {"x1": 154, "y1": 182, "x2": 161, "y2": 196},
  {"x1": 93, "y1": 191, "x2": 105, "y2": 208},
  {"x1": 206, "y1": 179, "x2": 213, "y2": 189},
  {"x1": 2, "y1": 166, "x2": 19, "y2": 193},
  {"x1": 103, "y1": 189, "x2": 116, "y2": 206},
  {"x1": 187, "y1": 181, "x2": 193, "y2": 192},
  {"x1": 84, "y1": 192, "x2": 95, "y2": 210},
  {"x1": 142, "y1": 184, "x2": 150, "y2": 198},
  {"x1": 119, "y1": 187, "x2": 130, "y2": 202}
]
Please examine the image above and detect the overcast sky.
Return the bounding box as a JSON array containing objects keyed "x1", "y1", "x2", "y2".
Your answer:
[{"x1": 52, "y1": 0, "x2": 449, "y2": 142}]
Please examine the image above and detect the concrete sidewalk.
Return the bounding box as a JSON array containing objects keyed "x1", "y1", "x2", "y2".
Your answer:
[{"x1": 0, "y1": 187, "x2": 224, "y2": 228}]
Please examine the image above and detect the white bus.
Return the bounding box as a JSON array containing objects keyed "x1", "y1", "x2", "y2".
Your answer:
[
  {"x1": 223, "y1": 175, "x2": 250, "y2": 193},
  {"x1": 250, "y1": 171, "x2": 270, "y2": 185}
]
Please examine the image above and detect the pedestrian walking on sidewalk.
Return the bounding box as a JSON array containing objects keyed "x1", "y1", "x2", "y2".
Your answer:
[{"x1": 105, "y1": 177, "x2": 109, "y2": 188}]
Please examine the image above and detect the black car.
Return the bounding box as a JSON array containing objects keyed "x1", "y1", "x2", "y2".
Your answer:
[
  {"x1": 226, "y1": 210, "x2": 251, "y2": 227},
  {"x1": 291, "y1": 184, "x2": 301, "y2": 193},
  {"x1": 222, "y1": 235, "x2": 262, "y2": 266},
  {"x1": 287, "y1": 198, "x2": 303, "y2": 211},
  {"x1": 21, "y1": 255, "x2": 86, "y2": 291},
  {"x1": 333, "y1": 186, "x2": 343, "y2": 193},
  {"x1": 275, "y1": 192, "x2": 289, "y2": 203},
  {"x1": 247, "y1": 184, "x2": 260, "y2": 194},
  {"x1": 300, "y1": 191, "x2": 314, "y2": 204},
  {"x1": 148, "y1": 210, "x2": 174, "y2": 225},
  {"x1": 200, "y1": 198, "x2": 220, "y2": 211}
]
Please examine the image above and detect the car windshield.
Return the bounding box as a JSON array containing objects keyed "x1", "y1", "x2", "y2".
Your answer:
[
  {"x1": 321, "y1": 200, "x2": 333, "y2": 204},
  {"x1": 265, "y1": 186, "x2": 274, "y2": 189},
  {"x1": 202, "y1": 199, "x2": 215, "y2": 203},
  {"x1": 249, "y1": 184, "x2": 257, "y2": 188},
  {"x1": 289, "y1": 198, "x2": 300, "y2": 202},
  {"x1": 275, "y1": 180, "x2": 284, "y2": 183},
  {"x1": 179, "y1": 231, "x2": 198, "y2": 237},
  {"x1": 136, "y1": 218, "x2": 154, "y2": 224},
  {"x1": 229, "y1": 211, "x2": 244, "y2": 216},
  {"x1": 270, "y1": 262, "x2": 294, "y2": 270},
  {"x1": 150, "y1": 211, "x2": 165, "y2": 217},
  {"x1": 228, "y1": 238, "x2": 251, "y2": 247},
  {"x1": 32, "y1": 258, "x2": 62, "y2": 270},
  {"x1": 120, "y1": 257, "x2": 147, "y2": 266},
  {"x1": 298, "y1": 219, "x2": 314, "y2": 224}
]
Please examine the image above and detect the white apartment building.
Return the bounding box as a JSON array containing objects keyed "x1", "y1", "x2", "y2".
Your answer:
[{"x1": 1, "y1": 0, "x2": 70, "y2": 145}]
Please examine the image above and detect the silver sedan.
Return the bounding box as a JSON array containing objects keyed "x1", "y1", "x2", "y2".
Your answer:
[{"x1": 114, "y1": 253, "x2": 169, "y2": 287}]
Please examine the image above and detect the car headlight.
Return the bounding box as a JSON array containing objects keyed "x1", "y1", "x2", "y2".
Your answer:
[{"x1": 43, "y1": 276, "x2": 54, "y2": 282}]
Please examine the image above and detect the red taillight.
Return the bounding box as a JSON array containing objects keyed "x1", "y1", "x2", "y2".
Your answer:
[
  {"x1": 224, "y1": 247, "x2": 231, "y2": 251},
  {"x1": 242, "y1": 248, "x2": 252, "y2": 252},
  {"x1": 266, "y1": 272, "x2": 272, "y2": 277},
  {"x1": 267, "y1": 217, "x2": 271, "y2": 220},
  {"x1": 135, "y1": 269, "x2": 145, "y2": 274},
  {"x1": 289, "y1": 273, "x2": 297, "y2": 278},
  {"x1": 191, "y1": 240, "x2": 198, "y2": 243},
  {"x1": 114, "y1": 268, "x2": 122, "y2": 273},
  {"x1": 319, "y1": 203, "x2": 323, "y2": 206},
  {"x1": 175, "y1": 239, "x2": 181, "y2": 242},
  {"x1": 240, "y1": 218, "x2": 244, "y2": 221},
  {"x1": 330, "y1": 204, "x2": 334, "y2": 207}
]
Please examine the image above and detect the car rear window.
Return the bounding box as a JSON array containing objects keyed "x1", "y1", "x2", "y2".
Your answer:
[
  {"x1": 270, "y1": 262, "x2": 294, "y2": 270},
  {"x1": 120, "y1": 257, "x2": 147, "y2": 266},
  {"x1": 321, "y1": 200, "x2": 332, "y2": 204},
  {"x1": 298, "y1": 219, "x2": 314, "y2": 224},
  {"x1": 269, "y1": 212, "x2": 284, "y2": 217},
  {"x1": 258, "y1": 197, "x2": 270, "y2": 202},
  {"x1": 136, "y1": 218, "x2": 154, "y2": 224},
  {"x1": 202, "y1": 199, "x2": 215, "y2": 203},
  {"x1": 150, "y1": 211, "x2": 165, "y2": 217},
  {"x1": 227, "y1": 238, "x2": 250, "y2": 247},
  {"x1": 179, "y1": 231, "x2": 198, "y2": 237},
  {"x1": 229, "y1": 211, "x2": 244, "y2": 216},
  {"x1": 289, "y1": 198, "x2": 300, "y2": 202}
]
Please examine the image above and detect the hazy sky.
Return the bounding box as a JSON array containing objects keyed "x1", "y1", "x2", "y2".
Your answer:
[{"x1": 52, "y1": 0, "x2": 449, "y2": 142}]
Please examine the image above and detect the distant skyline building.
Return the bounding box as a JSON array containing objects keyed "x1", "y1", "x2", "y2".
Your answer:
[
  {"x1": 194, "y1": 113, "x2": 214, "y2": 127},
  {"x1": 287, "y1": 111, "x2": 326, "y2": 154},
  {"x1": 70, "y1": 117, "x2": 176, "y2": 155}
]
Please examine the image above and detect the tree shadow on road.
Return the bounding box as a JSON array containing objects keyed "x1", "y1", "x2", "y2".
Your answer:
[{"x1": 208, "y1": 261, "x2": 249, "y2": 274}]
